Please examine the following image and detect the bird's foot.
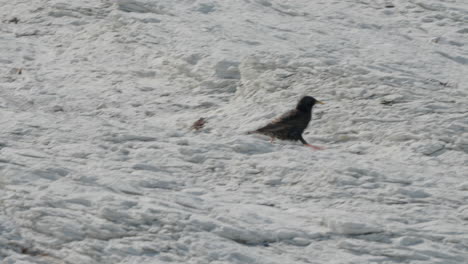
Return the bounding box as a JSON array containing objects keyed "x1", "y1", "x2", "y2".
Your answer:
[
  {"x1": 270, "y1": 137, "x2": 276, "y2": 143},
  {"x1": 305, "y1": 144, "x2": 324, "y2": 150}
]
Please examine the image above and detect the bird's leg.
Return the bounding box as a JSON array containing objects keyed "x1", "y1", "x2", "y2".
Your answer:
[
  {"x1": 270, "y1": 137, "x2": 275, "y2": 143},
  {"x1": 305, "y1": 144, "x2": 325, "y2": 150},
  {"x1": 299, "y1": 136, "x2": 324, "y2": 150}
]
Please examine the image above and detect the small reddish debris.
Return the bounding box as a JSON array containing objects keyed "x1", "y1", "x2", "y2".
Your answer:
[{"x1": 191, "y1": 118, "x2": 206, "y2": 131}]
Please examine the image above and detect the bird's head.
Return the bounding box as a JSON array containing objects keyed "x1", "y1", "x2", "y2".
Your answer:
[{"x1": 296, "y1": 96, "x2": 324, "y2": 112}]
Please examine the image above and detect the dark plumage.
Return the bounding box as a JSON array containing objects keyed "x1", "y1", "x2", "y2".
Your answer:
[{"x1": 249, "y1": 96, "x2": 324, "y2": 150}]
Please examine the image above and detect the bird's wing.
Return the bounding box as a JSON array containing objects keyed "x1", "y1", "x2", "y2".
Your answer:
[
  {"x1": 256, "y1": 110, "x2": 300, "y2": 132},
  {"x1": 272, "y1": 109, "x2": 300, "y2": 124}
]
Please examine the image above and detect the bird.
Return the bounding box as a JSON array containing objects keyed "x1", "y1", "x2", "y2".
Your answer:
[{"x1": 248, "y1": 96, "x2": 324, "y2": 150}]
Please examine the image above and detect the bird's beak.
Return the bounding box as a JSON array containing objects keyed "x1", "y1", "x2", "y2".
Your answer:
[{"x1": 317, "y1": 101, "x2": 325, "y2": 104}]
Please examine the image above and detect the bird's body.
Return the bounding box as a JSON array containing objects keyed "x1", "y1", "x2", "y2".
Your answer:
[
  {"x1": 255, "y1": 108, "x2": 311, "y2": 141},
  {"x1": 249, "y1": 96, "x2": 324, "y2": 149}
]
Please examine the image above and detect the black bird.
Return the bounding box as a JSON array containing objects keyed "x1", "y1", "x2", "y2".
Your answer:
[{"x1": 249, "y1": 96, "x2": 324, "y2": 150}]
